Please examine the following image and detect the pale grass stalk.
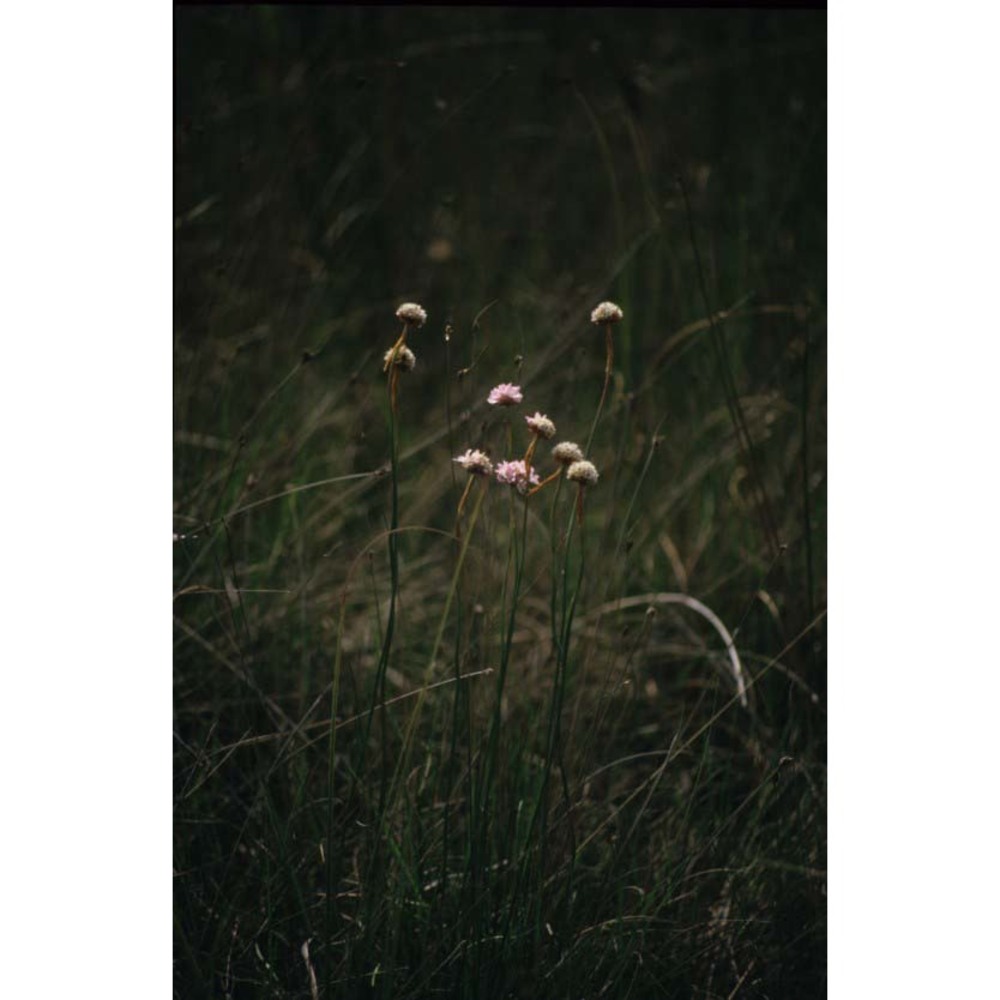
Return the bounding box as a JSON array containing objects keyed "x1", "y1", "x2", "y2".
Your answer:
[
  {"x1": 384, "y1": 323, "x2": 408, "y2": 411},
  {"x1": 586, "y1": 324, "x2": 615, "y2": 453},
  {"x1": 527, "y1": 467, "x2": 561, "y2": 495},
  {"x1": 522, "y1": 435, "x2": 538, "y2": 482},
  {"x1": 586, "y1": 592, "x2": 749, "y2": 708},
  {"x1": 454, "y1": 474, "x2": 476, "y2": 538}
]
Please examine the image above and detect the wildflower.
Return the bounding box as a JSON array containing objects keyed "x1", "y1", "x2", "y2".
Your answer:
[
  {"x1": 522, "y1": 412, "x2": 555, "y2": 483},
  {"x1": 495, "y1": 459, "x2": 542, "y2": 494},
  {"x1": 567, "y1": 459, "x2": 599, "y2": 524},
  {"x1": 385, "y1": 303, "x2": 425, "y2": 383},
  {"x1": 567, "y1": 459, "x2": 599, "y2": 486},
  {"x1": 383, "y1": 345, "x2": 416, "y2": 371},
  {"x1": 488, "y1": 383, "x2": 523, "y2": 407},
  {"x1": 395, "y1": 302, "x2": 427, "y2": 327},
  {"x1": 587, "y1": 303, "x2": 622, "y2": 451},
  {"x1": 590, "y1": 301, "x2": 624, "y2": 325},
  {"x1": 525, "y1": 412, "x2": 556, "y2": 440},
  {"x1": 453, "y1": 449, "x2": 493, "y2": 477},
  {"x1": 552, "y1": 441, "x2": 585, "y2": 466},
  {"x1": 453, "y1": 449, "x2": 492, "y2": 537}
]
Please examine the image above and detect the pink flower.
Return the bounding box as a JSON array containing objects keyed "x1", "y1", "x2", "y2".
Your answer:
[
  {"x1": 487, "y1": 383, "x2": 523, "y2": 406},
  {"x1": 494, "y1": 459, "x2": 542, "y2": 494}
]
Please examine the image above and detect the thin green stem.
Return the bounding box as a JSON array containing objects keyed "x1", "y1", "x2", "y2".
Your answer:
[
  {"x1": 586, "y1": 324, "x2": 615, "y2": 454},
  {"x1": 384, "y1": 480, "x2": 489, "y2": 819}
]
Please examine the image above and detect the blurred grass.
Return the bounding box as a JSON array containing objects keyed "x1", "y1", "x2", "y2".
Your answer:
[{"x1": 174, "y1": 8, "x2": 826, "y2": 999}]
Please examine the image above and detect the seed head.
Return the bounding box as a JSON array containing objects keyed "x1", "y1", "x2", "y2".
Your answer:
[
  {"x1": 495, "y1": 459, "x2": 542, "y2": 494},
  {"x1": 590, "y1": 301, "x2": 624, "y2": 325},
  {"x1": 487, "y1": 383, "x2": 523, "y2": 407},
  {"x1": 567, "y1": 460, "x2": 599, "y2": 486},
  {"x1": 552, "y1": 441, "x2": 585, "y2": 466},
  {"x1": 453, "y1": 449, "x2": 493, "y2": 477},
  {"x1": 383, "y1": 345, "x2": 417, "y2": 371},
  {"x1": 395, "y1": 302, "x2": 427, "y2": 327},
  {"x1": 525, "y1": 412, "x2": 556, "y2": 439}
]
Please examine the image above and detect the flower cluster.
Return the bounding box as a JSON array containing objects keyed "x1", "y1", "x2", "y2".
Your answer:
[
  {"x1": 452, "y1": 381, "x2": 599, "y2": 505},
  {"x1": 448, "y1": 302, "x2": 618, "y2": 523}
]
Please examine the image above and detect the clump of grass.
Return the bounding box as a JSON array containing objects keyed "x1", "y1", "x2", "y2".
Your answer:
[{"x1": 175, "y1": 286, "x2": 825, "y2": 998}]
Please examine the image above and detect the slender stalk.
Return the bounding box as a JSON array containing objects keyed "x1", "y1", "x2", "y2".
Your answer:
[
  {"x1": 333, "y1": 361, "x2": 407, "y2": 989},
  {"x1": 528, "y1": 467, "x2": 561, "y2": 496},
  {"x1": 586, "y1": 324, "x2": 614, "y2": 453},
  {"x1": 523, "y1": 436, "x2": 538, "y2": 482},
  {"x1": 324, "y1": 588, "x2": 347, "y2": 997},
  {"x1": 454, "y1": 475, "x2": 475, "y2": 538},
  {"x1": 506, "y1": 501, "x2": 583, "y2": 961},
  {"x1": 385, "y1": 322, "x2": 408, "y2": 413},
  {"x1": 376, "y1": 371, "x2": 403, "y2": 804},
  {"x1": 481, "y1": 487, "x2": 530, "y2": 805},
  {"x1": 384, "y1": 480, "x2": 489, "y2": 816}
]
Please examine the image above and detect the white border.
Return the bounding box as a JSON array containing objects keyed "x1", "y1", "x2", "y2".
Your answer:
[
  {"x1": 4, "y1": 3, "x2": 998, "y2": 996},
  {"x1": 830, "y1": 2, "x2": 999, "y2": 995},
  {"x1": 2, "y1": 3, "x2": 172, "y2": 995}
]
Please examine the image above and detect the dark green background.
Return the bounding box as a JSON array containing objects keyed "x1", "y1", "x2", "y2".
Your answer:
[{"x1": 175, "y1": 7, "x2": 825, "y2": 425}]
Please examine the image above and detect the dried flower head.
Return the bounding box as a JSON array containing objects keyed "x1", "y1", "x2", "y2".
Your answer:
[
  {"x1": 590, "y1": 301, "x2": 624, "y2": 325},
  {"x1": 383, "y1": 345, "x2": 416, "y2": 371},
  {"x1": 487, "y1": 383, "x2": 523, "y2": 407},
  {"x1": 453, "y1": 449, "x2": 493, "y2": 477},
  {"x1": 525, "y1": 412, "x2": 556, "y2": 440},
  {"x1": 567, "y1": 459, "x2": 599, "y2": 486},
  {"x1": 395, "y1": 302, "x2": 427, "y2": 327},
  {"x1": 552, "y1": 441, "x2": 585, "y2": 466},
  {"x1": 495, "y1": 459, "x2": 542, "y2": 494}
]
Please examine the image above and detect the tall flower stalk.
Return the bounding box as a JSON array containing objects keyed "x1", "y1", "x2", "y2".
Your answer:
[
  {"x1": 586, "y1": 301, "x2": 624, "y2": 452},
  {"x1": 361, "y1": 304, "x2": 425, "y2": 817},
  {"x1": 385, "y1": 301, "x2": 426, "y2": 410}
]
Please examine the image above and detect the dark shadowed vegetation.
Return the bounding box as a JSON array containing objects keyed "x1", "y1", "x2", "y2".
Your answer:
[{"x1": 174, "y1": 8, "x2": 826, "y2": 998}]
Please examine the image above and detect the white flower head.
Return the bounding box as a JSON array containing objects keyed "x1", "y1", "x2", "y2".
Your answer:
[
  {"x1": 525, "y1": 412, "x2": 556, "y2": 440},
  {"x1": 567, "y1": 460, "x2": 599, "y2": 486},
  {"x1": 395, "y1": 302, "x2": 428, "y2": 327},
  {"x1": 552, "y1": 441, "x2": 585, "y2": 466},
  {"x1": 383, "y1": 345, "x2": 417, "y2": 371},
  {"x1": 590, "y1": 301, "x2": 624, "y2": 325},
  {"x1": 453, "y1": 449, "x2": 493, "y2": 476}
]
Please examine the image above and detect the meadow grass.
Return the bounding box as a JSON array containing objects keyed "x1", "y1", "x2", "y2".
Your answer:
[
  {"x1": 174, "y1": 291, "x2": 825, "y2": 997},
  {"x1": 175, "y1": 9, "x2": 826, "y2": 997}
]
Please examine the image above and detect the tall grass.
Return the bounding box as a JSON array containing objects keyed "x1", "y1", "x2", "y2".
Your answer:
[{"x1": 175, "y1": 8, "x2": 826, "y2": 998}]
